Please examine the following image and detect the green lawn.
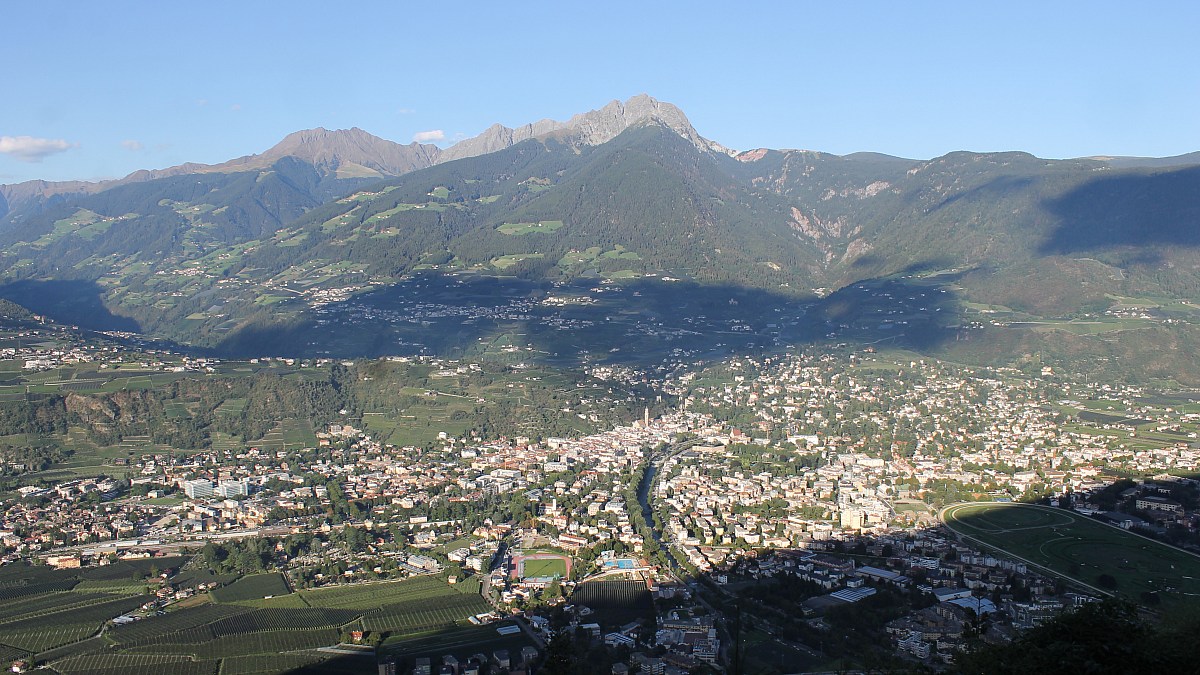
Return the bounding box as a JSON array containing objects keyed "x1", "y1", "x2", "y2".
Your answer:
[
  {"x1": 491, "y1": 253, "x2": 545, "y2": 269},
  {"x1": 520, "y1": 558, "x2": 567, "y2": 579}
]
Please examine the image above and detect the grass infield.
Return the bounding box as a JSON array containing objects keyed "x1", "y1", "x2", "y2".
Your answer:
[{"x1": 942, "y1": 501, "x2": 1200, "y2": 613}]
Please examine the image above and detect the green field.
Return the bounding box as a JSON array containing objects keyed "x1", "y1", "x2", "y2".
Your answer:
[
  {"x1": 520, "y1": 558, "x2": 567, "y2": 579},
  {"x1": 497, "y1": 220, "x2": 564, "y2": 235},
  {"x1": 210, "y1": 573, "x2": 291, "y2": 603},
  {"x1": 261, "y1": 575, "x2": 490, "y2": 636},
  {"x1": 491, "y1": 253, "x2": 545, "y2": 269},
  {"x1": 943, "y1": 502, "x2": 1200, "y2": 613}
]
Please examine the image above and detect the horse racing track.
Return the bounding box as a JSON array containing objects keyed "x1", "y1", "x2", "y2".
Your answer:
[{"x1": 942, "y1": 501, "x2": 1200, "y2": 614}]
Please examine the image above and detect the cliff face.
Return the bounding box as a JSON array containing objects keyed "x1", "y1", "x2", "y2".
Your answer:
[{"x1": 64, "y1": 391, "x2": 156, "y2": 427}]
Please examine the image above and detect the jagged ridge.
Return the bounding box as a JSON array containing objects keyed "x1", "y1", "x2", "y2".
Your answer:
[{"x1": 438, "y1": 94, "x2": 731, "y2": 162}]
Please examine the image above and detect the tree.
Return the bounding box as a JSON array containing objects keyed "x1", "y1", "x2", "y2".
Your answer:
[
  {"x1": 539, "y1": 628, "x2": 575, "y2": 675},
  {"x1": 951, "y1": 599, "x2": 1200, "y2": 675}
]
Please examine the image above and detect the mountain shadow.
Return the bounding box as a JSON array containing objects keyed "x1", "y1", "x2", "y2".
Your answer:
[
  {"x1": 1038, "y1": 165, "x2": 1200, "y2": 254},
  {"x1": 0, "y1": 279, "x2": 140, "y2": 332},
  {"x1": 213, "y1": 270, "x2": 963, "y2": 368}
]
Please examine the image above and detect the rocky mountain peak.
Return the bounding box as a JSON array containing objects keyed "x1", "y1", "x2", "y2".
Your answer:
[
  {"x1": 219, "y1": 127, "x2": 442, "y2": 177},
  {"x1": 438, "y1": 94, "x2": 731, "y2": 163}
]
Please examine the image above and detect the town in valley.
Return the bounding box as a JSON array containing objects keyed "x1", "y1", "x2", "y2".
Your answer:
[{"x1": 3, "y1": 316, "x2": 1199, "y2": 674}]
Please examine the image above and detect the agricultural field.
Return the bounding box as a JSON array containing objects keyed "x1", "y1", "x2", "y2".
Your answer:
[
  {"x1": 491, "y1": 253, "x2": 545, "y2": 270},
  {"x1": 0, "y1": 562, "x2": 493, "y2": 674},
  {"x1": 290, "y1": 575, "x2": 454, "y2": 609},
  {"x1": 942, "y1": 502, "x2": 1200, "y2": 614},
  {"x1": 741, "y1": 626, "x2": 824, "y2": 674},
  {"x1": 557, "y1": 245, "x2": 640, "y2": 268},
  {"x1": 216, "y1": 653, "x2": 329, "y2": 675},
  {"x1": 284, "y1": 575, "x2": 490, "y2": 635},
  {"x1": 377, "y1": 621, "x2": 534, "y2": 666},
  {"x1": 497, "y1": 220, "x2": 564, "y2": 235},
  {"x1": 251, "y1": 418, "x2": 317, "y2": 451},
  {"x1": 50, "y1": 653, "x2": 218, "y2": 675},
  {"x1": 209, "y1": 573, "x2": 291, "y2": 603},
  {"x1": 0, "y1": 564, "x2": 163, "y2": 660},
  {"x1": 568, "y1": 580, "x2": 654, "y2": 628}
]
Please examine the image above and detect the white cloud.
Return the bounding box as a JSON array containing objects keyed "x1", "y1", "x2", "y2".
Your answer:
[
  {"x1": 413, "y1": 129, "x2": 445, "y2": 142},
  {"x1": 121, "y1": 139, "x2": 144, "y2": 152},
  {"x1": 0, "y1": 135, "x2": 72, "y2": 162},
  {"x1": 397, "y1": 107, "x2": 416, "y2": 114},
  {"x1": 230, "y1": 103, "x2": 242, "y2": 111}
]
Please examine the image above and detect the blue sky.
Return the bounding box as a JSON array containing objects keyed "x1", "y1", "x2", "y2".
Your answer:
[{"x1": 3, "y1": 1, "x2": 1198, "y2": 183}]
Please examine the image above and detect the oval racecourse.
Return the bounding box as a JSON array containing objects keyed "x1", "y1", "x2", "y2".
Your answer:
[{"x1": 941, "y1": 501, "x2": 1200, "y2": 614}]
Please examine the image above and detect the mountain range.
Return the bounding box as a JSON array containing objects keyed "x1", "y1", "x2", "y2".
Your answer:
[
  {"x1": 2, "y1": 95, "x2": 1200, "y2": 382},
  {"x1": 0, "y1": 94, "x2": 716, "y2": 220}
]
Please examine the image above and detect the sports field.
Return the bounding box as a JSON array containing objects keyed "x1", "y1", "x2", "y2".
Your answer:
[
  {"x1": 521, "y1": 558, "x2": 567, "y2": 579},
  {"x1": 942, "y1": 502, "x2": 1200, "y2": 612},
  {"x1": 511, "y1": 551, "x2": 571, "y2": 580}
]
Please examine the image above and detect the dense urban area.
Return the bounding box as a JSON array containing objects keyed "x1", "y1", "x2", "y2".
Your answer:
[{"x1": 2, "y1": 320, "x2": 1200, "y2": 675}]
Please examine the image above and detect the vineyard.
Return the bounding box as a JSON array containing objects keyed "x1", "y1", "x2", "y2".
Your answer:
[
  {"x1": 377, "y1": 622, "x2": 534, "y2": 666},
  {"x1": 170, "y1": 568, "x2": 240, "y2": 591},
  {"x1": 292, "y1": 575, "x2": 456, "y2": 609},
  {"x1": 360, "y1": 593, "x2": 489, "y2": 633},
  {"x1": 109, "y1": 604, "x2": 252, "y2": 646},
  {"x1": 217, "y1": 653, "x2": 329, "y2": 675},
  {"x1": 0, "y1": 560, "x2": 495, "y2": 674},
  {"x1": 569, "y1": 580, "x2": 654, "y2": 628},
  {"x1": 209, "y1": 573, "x2": 291, "y2": 603},
  {"x1": 0, "y1": 589, "x2": 151, "y2": 653},
  {"x1": 0, "y1": 591, "x2": 115, "y2": 623},
  {"x1": 50, "y1": 653, "x2": 218, "y2": 675},
  {"x1": 130, "y1": 628, "x2": 341, "y2": 658}
]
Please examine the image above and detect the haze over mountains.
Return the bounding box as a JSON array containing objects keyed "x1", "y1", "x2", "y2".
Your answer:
[{"x1": 2, "y1": 95, "x2": 1200, "y2": 381}]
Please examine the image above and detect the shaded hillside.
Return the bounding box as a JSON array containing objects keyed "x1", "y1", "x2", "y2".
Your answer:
[
  {"x1": 0, "y1": 158, "x2": 332, "y2": 279},
  {"x1": 0, "y1": 128, "x2": 441, "y2": 221},
  {"x1": 0, "y1": 102, "x2": 1199, "y2": 379}
]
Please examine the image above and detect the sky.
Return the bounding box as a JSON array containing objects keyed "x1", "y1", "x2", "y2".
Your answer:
[{"x1": 3, "y1": 1, "x2": 1199, "y2": 184}]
